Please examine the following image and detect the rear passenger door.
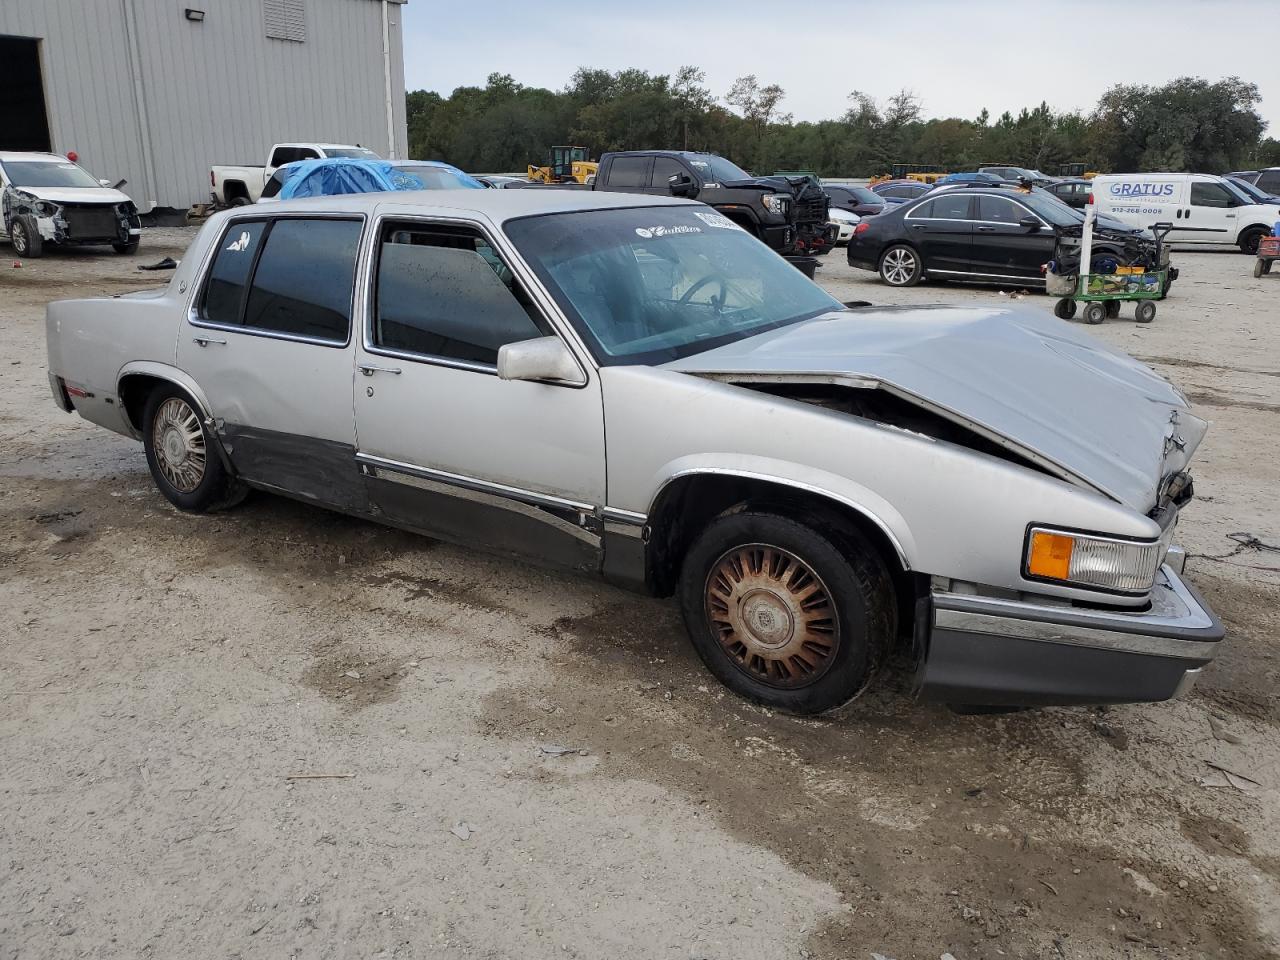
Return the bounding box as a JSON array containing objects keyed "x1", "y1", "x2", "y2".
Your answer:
[
  {"x1": 969, "y1": 194, "x2": 1052, "y2": 280},
  {"x1": 902, "y1": 193, "x2": 973, "y2": 274},
  {"x1": 351, "y1": 217, "x2": 606, "y2": 571},
  {"x1": 178, "y1": 214, "x2": 367, "y2": 511}
]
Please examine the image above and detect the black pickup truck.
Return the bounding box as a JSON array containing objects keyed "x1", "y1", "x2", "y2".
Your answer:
[{"x1": 583, "y1": 151, "x2": 835, "y2": 256}]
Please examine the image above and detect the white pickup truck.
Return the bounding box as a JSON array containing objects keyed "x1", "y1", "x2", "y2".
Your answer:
[{"x1": 209, "y1": 143, "x2": 379, "y2": 206}]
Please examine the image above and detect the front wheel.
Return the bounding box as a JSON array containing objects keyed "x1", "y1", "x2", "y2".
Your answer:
[
  {"x1": 1083, "y1": 302, "x2": 1106, "y2": 325},
  {"x1": 142, "y1": 386, "x2": 247, "y2": 512},
  {"x1": 1135, "y1": 301, "x2": 1157, "y2": 324},
  {"x1": 679, "y1": 511, "x2": 895, "y2": 715},
  {"x1": 9, "y1": 216, "x2": 43, "y2": 258},
  {"x1": 112, "y1": 240, "x2": 139, "y2": 255},
  {"x1": 1053, "y1": 298, "x2": 1077, "y2": 320},
  {"x1": 879, "y1": 244, "x2": 922, "y2": 287}
]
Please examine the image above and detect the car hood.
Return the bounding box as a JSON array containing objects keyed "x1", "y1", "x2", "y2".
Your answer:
[
  {"x1": 8, "y1": 186, "x2": 131, "y2": 205},
  {"x1": 665, "y1": 305, "x2": 1205, "y2": 511}
]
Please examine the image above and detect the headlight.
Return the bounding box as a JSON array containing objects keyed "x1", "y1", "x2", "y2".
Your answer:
[
  {"x1": 1024, "y1": 526, "x2": 1168, "y2": 593},
  {"x1": 33, "y1": 200, "x2": 60, "y2": 217},
  {"x1": 761, "y1": 193, "x2": 790, "y2": 215}
]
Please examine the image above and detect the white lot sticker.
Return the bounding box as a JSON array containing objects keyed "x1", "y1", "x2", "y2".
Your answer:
[
  {"x1": 226, "y1": 230, "x2": 253, "y2": 252},
  {"x1": 634, "y1": 224, "x2": 703, "y2": 239},
  {"x1": 693, "y1": 211, "x2": 740, "y2": 230}
]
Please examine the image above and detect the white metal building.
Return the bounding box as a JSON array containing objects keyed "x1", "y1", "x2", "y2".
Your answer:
[{"x1": 0, "y1": 0, "x2": 409, "y2": 213}]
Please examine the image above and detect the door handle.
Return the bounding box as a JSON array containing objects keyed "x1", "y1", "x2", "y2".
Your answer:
[
  {"x1": 976, "y1": 225, "x2": 995, "y2": 232},
  {"x1": 192, "y1": 335, "x2": 226, "y2": 347},
  {"x1": 910, "y1": 223, "x2": 927, "y2": 230},
  {"x1": 359, "y1": 362, "x2": 402, "y2": 376}
]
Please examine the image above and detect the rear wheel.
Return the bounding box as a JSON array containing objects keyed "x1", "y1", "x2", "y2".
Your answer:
[
  {"x1": 1083, "y1": 302, "x2": 1106, "y2": 325},
  {"x1": 9, "y1": 216, "x2": 43, "y2": 258},
  {"x1": 1105, "y1": 299, "x2": 1122, "y2": 318},
  {"x1": 679, "y1": 511, "x2": 895, "y2": 715},
  {"x1": 142, "y1": 385, "x2": 247, "y2": 512},
  {"x1": 1239, "y1": 227, "x2": 1266, "y2": 256},
  {"x1": 1053, "y1": 298, "x2": 1077, "y2": 320},
  {"x1": 1254, "y1": 259, "x2": 1266, "y2": 279},
  {"x1": 879, "y1": 244, "x2": 922, "y2": 287},
  {"x1": 229, "y1": 196, "x2": 252, "y2": 208},
  {"x1": 1135, "y1": 301, "x2": 1157, "y2": 324}
]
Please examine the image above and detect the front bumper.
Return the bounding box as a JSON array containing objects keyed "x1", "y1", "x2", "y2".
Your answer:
[{"x1": 918, "y1": 563, "x2": 1223, "y2": 707}]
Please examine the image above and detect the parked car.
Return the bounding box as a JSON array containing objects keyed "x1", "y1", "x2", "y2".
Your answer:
[
  {"x1": 211, "y1": 143, "x2": 379, "y2": 206},
  {"x1": 828, "y1": 207, "x2": 860, "y2": 244},
  {"x1": 847, "y1": 183, "x2": 1163, "y2": 288},
  {"x1": 1228, "y1": 167, "x2": 1280, "y2": 195},
  {"x1": 1045, "y1": 178, "x2": 1093, "y2": 209},
  {"x1": 1226, "y1": 175, "x2": 1280, "y2": 206},
  {"x1": 1091, "y1": 172, "x2": 1277, "y2": 254},
  {"x1": 1, "y1": 151, "x2": 141, "y2": 258},
  {"x1": 45, "y1": 190, "x2": 1221, "y2": 712},
  {"x1": 937, "y1": 172, "x2": 1008, "y2": 185},
  {"x1": 870, "y1": 179, "x2": 933, "y2": 205},
  {"x1": 822, "y1": 183, "x2": 887, "y2": 217},
  {"x1": 577, "y1": 150, "x2": 836, "y2": 256},
  {"x1": 259, "y1": 158, "x2": 483, "y2": 202},
  {"x1": 978, "y1": 165, "x2": 1058, "y2": 186},
  {"x1": 476, "y1": 175, "x2": 530, "y2": 189}
]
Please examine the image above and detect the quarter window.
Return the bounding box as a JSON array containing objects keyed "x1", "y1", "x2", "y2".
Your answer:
[
  {"x1": 199, "y1": 217, "x2": 361, "y2": 343},
  {"x1": 607, "y1": 156, "x2": 651, "y2": 188},
  {"x1": 372, "y1": 222, "x2": 545, "y2": 366},
  {"x1": 1190, "y1": 182, "x2": 1233, "y2": 208}
]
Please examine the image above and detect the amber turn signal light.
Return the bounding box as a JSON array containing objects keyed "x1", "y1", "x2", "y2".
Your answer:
[{"x1": 1027, "y1": 530, "x2": 1074, "y2": 581}]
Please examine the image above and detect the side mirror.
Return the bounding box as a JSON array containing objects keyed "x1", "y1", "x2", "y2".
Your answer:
[
  {"x1": 1019, "y1": 215, "x2": 1041, "y2": 231},
  {"x1": 496, "y1": 336, "x2": 585, "y2": 386},
  {"x1": 668, "y1": 173, "x2": 696, "y2": 198},
  {"x1": 112, "y1": 178, "x2": 128, "y2": 190}
]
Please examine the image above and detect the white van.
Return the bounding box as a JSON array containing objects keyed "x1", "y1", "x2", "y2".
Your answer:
[{"x1": 1092, "y1": 173, "x2": 1276, "y2": 254}]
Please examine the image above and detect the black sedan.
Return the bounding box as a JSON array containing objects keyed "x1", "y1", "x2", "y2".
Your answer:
[
  {"x1": 846, "y1": 184, "x2": 1152, "y2": 288},
  {"x1": 823, "y1": 183, "x2": 887, "y2": 217}
]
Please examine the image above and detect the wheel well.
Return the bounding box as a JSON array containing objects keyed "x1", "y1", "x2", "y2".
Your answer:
[
  {"x1": 1238, "y1": 225, "x2": 1266, "y2": 245},
  {"x1": 645, "y1": 474, "x2": 919, "y2": 634},
  {"x1": 223, "y1": 180, "x2": 249, "y2": 201},
  {"x1": 118, "y1": 374, "x2": 173, "y2": 432}
]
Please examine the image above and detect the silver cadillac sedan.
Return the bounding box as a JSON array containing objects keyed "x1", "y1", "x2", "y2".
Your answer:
[{"x1": 45, "y1": 190, "x2": 1222, "y2": 713}]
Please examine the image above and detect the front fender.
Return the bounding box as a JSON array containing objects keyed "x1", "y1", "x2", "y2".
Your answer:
[{"x1": 647, "y1": 454, "x2": 916, "y2": 569}]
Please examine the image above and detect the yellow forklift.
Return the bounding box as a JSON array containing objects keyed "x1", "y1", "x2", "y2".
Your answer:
[{"x1": 527, "y1": 146, "x2": 598, "y2": 184}]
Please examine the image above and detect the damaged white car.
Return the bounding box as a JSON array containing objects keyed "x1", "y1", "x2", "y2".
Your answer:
[
  {"x1": 44, "y1": 191, "x2": 1223, "y2": 713},
  {"x1": 1, "y1": 152, "x2": 141, "y2": 257}
]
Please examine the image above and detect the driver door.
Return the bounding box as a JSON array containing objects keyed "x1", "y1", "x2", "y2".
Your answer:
[{"x1": 352, "y1": 217, "x2": 606, "y2": 572}]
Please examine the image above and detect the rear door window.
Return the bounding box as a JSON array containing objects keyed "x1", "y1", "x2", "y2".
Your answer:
[
  {"x1": 199, "y1": 217, "x2": 362, "y2": 343},
  {"x1": 607, "y1": 156, "x2": 651, "y2": 188},
  {"x1": 372, "y1": 222, "x2": 545, "y2": 367},
  {"x1": 931, "y1": 194, "x2": 972, "y2": 220}
]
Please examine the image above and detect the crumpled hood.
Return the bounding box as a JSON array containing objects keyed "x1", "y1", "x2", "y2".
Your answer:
[
  {"x1": 10, "y1": 186, "x2": 131, "y2": 206},
  {"x1": 665, "y1": 305, "x2": 1206, "y2": 511}
]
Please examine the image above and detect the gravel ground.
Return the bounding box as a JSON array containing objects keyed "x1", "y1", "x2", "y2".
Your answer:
[{"x1": 1, "y1": 228, "x2": 1278, "y2": 960}]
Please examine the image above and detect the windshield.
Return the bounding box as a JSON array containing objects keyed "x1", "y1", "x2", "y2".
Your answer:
[
  {"x1": 325, "y1": 148, "x2": 380, "y2": 159},
  {"x1": 1228, "y1": 178, "x2": 1266, "y2": 201},
  {"x1": 849, "y1": 186, "x2": 881, "y2": 203},
  {"x1": 506, "y1": 206, "x2": 842, "y2": 366},
  {"x1": 1019, "y1": 190, "x2": 1086, "y2": 227},
  {"x1": 390, "y1": 165, "x2": 484, "y2": 190},
  {"x1": 1028, "y1": 170, "x2": 1053, "y2": 180},
  {"x1": 1220, "y1": 178, "x2": 1256, "y2": 206},
  {"x1": 1, "y1": 159, "x2": 102, "y2": 189},
  {"x1": 685, "y1": 155, "x2": 751, "y2": 183}
]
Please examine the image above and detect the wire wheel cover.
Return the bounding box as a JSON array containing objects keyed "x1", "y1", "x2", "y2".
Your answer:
[
  {"x1": 152, "y1": 397, "x2": 206, "y2": 493},
  {"x1": 705, "y1": 544, "x2": 841, "y2": 688}
]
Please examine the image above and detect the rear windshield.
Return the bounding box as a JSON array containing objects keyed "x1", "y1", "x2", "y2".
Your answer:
[
  {"x1": 1, "y1": 160, "x2": 101, "y2": 189},
  {"x1": 505, "y1": 206, "x2": 841, "y2": 366},
  {"x1": 325, "y1": 148, "x2": 380, "y2": 159}
]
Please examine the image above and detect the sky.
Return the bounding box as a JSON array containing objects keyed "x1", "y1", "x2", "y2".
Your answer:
[{"x1": 397, "y1": 0, "x2": 1279, "y2": 135}]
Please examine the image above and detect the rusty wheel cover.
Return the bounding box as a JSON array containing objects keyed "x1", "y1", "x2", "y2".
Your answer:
[{"x1": 704, "y1": 543, "x2": 840, "y2": 689}]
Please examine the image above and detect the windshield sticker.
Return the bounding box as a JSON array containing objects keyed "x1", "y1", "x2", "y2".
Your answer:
[
  {"x1": 634, "y1": 224, "x2": 703, "y2": 239},
  {"x1": 693, "y1": 211, "x2": 739, "y2": 230},
  {"x1": 226, "y1": 230, "x2": 253, "y2": 252}
]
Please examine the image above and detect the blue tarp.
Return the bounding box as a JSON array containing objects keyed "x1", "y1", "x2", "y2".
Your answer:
[{"x1": 277, "y1": 158, "x2": 483, "y2": 199}]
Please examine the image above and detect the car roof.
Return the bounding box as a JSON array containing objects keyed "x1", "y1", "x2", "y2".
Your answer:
[
  {"x1": 254, "y1": 188, "x2": 698, "y2": 222},
  {"x1": 0, "y1": 151, "x2": 73, "y2": 162}
]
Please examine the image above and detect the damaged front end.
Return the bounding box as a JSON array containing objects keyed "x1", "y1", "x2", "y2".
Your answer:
[{"x1": 3, "y1": 184, "x2": 140, "y2": 249}]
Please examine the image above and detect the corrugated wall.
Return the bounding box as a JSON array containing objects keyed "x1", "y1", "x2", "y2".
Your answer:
[{"x1": 0, "y1": 0, "x2": 408, "y2": 211}]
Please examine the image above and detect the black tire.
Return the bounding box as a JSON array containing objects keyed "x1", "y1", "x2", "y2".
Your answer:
[
  {"x1": 878, "y1": 244, "x2": 923, "y2": 287},
  {"x1": 1105, "y1": 299, "x2": 1122, "y2": 318},
  {"x1": 112, "y1": 240, "x2": 139, "y2": 255},
  {"x1": 1239, "y1": 228, "x2": 1266, "y2": 256},
  {"x1": 142, "y1": 385, "x2": 247, "y2": 512},
  {"x1": 1053, "y1": 298, "x2": 1077, "y2": 320},
  {"x1": 1135, "y1": 301, "x2": 1156, "y2": 324},
  {"x1": 679, "y1": 511, "x2": 895, "y2": 715},
  {"x1": 1083, "y1": 302, "x2": 1106, "y2": 325},
  {"x1": 9, "y1": 216, "x2": 43, "y2": 258},
  {"x1": 229, "y1": 196, "x2": 252, "y2": 208},
  {"x1": 1254, "y1": 259, "x2": 1265, "y2": 279}
]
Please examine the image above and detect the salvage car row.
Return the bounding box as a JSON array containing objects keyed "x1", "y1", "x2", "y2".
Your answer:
[{"x1": 45, "y1": 189, "x2": 1223, "y2": 714}]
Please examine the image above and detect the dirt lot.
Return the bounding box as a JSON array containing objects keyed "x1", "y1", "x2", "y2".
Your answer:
[{"x1": 2, "y1": 230, "x2": 1278, "y2": 960}]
